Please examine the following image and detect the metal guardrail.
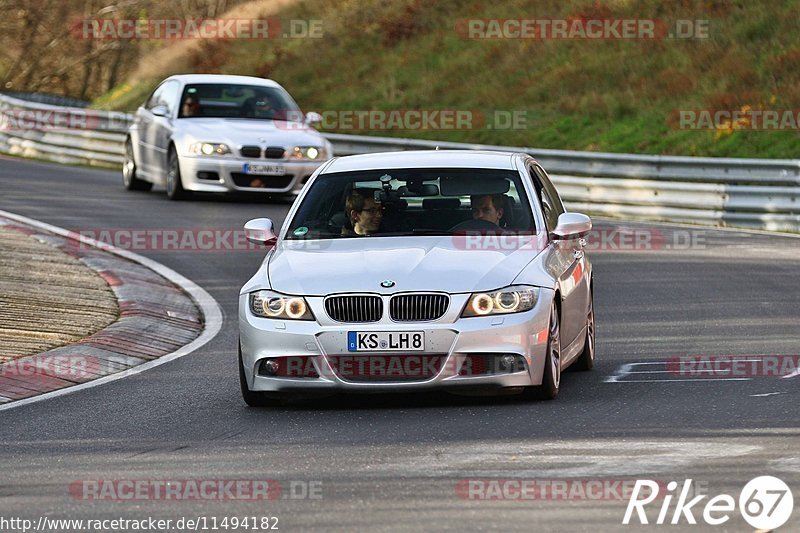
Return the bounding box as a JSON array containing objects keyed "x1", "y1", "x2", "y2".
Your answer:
[
  {"x1": 0, "y1": 93, "x2": 130, "y2": 166},
  {"x1": 0, "y1": 91, "x2": 91, "y2": 108},
  {"x1": 1, "y1": 93, "x2": 798, "y2": 231}
]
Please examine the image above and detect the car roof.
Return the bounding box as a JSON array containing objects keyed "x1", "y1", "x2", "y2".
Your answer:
[
  {"x1": 323, "y1": 150, "x2": 531, "y2": 173},
  {"x1": 163, "y1": 74, "x2": 282, "y2": 88}
]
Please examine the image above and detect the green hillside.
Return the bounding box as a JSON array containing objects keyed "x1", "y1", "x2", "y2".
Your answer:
[{"x1": 96, "y1": 0, "x2": 800, "y2": 158}]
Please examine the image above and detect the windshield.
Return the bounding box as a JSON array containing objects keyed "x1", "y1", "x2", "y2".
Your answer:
[
  {"x1": 285, "y1": 168, "x2": 536, "y2": 240},
  {"x1": 178, "y1": 83, "x2": 301, "y2": 120}
]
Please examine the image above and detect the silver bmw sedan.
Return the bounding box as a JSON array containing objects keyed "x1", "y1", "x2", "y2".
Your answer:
[{"x1": 238, "y1": 150, "x2": 595, "y2": 405}]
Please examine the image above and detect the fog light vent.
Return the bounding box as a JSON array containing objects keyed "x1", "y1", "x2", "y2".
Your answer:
[
  {"x1": 459, "y1": 354, "x2": 526, "y2": 376},
  {"x1": 196, "y1": 171, "x2": 219, "y2": 180},
  {"x1": 259, "y1": 358, "x2": 280, "y2": 376},
  {"x1": 258, "y1": 357, "x2": 319, "y2": 378}
]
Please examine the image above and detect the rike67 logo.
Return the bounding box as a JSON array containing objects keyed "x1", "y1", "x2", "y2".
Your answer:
[{"x1": 623, "y1": 476, "x2": 794, "y2": 529}]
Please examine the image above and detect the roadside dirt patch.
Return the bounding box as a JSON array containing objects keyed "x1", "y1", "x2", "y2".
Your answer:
[{"x1": 0, "y1": 224, "x2": 118, "y2": 360}]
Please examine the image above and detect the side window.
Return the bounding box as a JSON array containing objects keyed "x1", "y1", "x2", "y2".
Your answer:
[
  {"x1": 157, "y1": 81, "x2": 180, "y2": 115},
  {"x1": 145, "y1": 84, "x2": 166, "y2": 110},
  {"x1": 145, "y1": 81, "x2": 179, "y2": 114},
  {"x1": 530, "y1": 164, "x2": 564, "y2": 232}
]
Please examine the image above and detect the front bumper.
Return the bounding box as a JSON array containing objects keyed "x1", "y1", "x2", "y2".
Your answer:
[
  {"x1": 238, "y1": 291, "x2": 553, "y2": 394},
  {"x1": 179, "y1": 155, "x2": 324, "y2": 194}
]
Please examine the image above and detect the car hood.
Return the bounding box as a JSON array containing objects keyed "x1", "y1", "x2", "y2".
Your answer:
[
  {"x1": 267, "y1": 237, "x2": 544, "y2": 295},
  {"x1": 176, "y1": 118, "x2": 325, "y2": 147}
]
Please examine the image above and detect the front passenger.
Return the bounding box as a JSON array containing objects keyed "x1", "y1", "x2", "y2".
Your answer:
[{"x1": 342, "y1": 189, "x2": 383, "y2": 236}]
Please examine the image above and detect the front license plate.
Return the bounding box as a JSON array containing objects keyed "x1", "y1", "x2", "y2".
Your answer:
[
  {"x1": 243, "y1": 163, "x2": 285, "y2": 176},
  {"x1": 348, "y1": 331, "x2": 425, "y2": 352}
]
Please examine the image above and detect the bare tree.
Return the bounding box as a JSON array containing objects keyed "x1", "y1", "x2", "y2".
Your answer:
[{"x1": 0, "y1": 0, "x2": 250, "y2": 99}]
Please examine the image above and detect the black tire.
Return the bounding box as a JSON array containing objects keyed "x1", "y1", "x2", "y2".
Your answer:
[
  {"x1": 573, "y1": 290, "x2": 595, "y2": 371},
  {"x1": 122, "y1": 139, "x2": 152, "y2": 191},
  {"x1": 238, "y1": 345, "x2": 285, "y2": 407},
  {"x1": 166, "y1": 146, "x2": 189, "y2": 201},
  {"x1": 527, "y1": 304, "x2": 561, "y2": 400}
]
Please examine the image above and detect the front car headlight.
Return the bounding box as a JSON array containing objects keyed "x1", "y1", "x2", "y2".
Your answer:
[
  {"x1": 188, "y1": 142, "x2": 231, "y2": 155},
  {"x1": 462, "y1": 285, "x2": 539, "y2": 317},
  {"x1": 249, "y1": 290, "x2": 314, "y2": 320},
  {"x1": 289, "y1": 146, "x2": 326, "y2": 160}
]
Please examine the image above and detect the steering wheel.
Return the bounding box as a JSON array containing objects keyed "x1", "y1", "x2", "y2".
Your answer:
[{"x1": 448, "y1": 218, "x2": 501, "y2": 232}]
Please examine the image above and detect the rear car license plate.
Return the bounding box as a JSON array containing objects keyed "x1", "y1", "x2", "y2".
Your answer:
[{"x1": 348, "y1": 331, "x2": 425, "y2": 352}]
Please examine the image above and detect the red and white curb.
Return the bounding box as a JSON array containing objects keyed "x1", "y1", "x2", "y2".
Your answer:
[{"x1": 0, "y1": 209, "x2": 223, "y2": 412}]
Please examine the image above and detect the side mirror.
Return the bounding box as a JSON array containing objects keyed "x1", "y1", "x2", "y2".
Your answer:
[
  {"x1": 151, "y1": 105, "x2": 169, "y2": 118},
  {"x1": 305, "y1": 111, "x2": 322, "y2": 125},
  {"x1": 244, "y1": 218, "x2": 278, "y2": 245},
  {"x1": 552, "y1": 213, "x2": 591, "y2": 240}
]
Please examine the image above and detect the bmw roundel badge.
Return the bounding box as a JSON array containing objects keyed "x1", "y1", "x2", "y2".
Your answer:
[{"x1": 380, "y1": 280, "x2": 396, "y2": 288}]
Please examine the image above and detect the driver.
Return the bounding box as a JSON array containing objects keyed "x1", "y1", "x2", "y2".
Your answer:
[
  {"x1": 470, "y1": 194, "x2": 505, "y2": 226},
  {"x1": 343, "y1": 189, "x2": 383, "y2": 236},
  {"x1": 181, "y1": 96, "x2": 201, "y2": 117}
]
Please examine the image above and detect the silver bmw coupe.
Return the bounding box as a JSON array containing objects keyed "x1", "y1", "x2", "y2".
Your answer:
[
  {"x1": 123, "y1": 74, "x2": 332, "y2": 200},
  {"x1": 238, "y1": 150, "x2": 595, "y2": 405}
]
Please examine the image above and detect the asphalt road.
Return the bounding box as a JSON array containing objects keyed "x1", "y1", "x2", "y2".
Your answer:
[{"x1": 0, "y1": 156, "x2": 798, "y2": 532}]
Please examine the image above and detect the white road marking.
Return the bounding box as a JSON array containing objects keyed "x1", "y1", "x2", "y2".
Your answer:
[
  {"x1": 609, "y1": 378, "x2": 751, "y2": 383},
  {"x1": 750, "y1": 392, "x2": 787, "y2": 397},
  {"x1": 769, "y1": 457, "x2": 800, "y2": 473},
  {"x1": 0, "y1": 209, "x2": 224, "y2": 413},
  {"x1": 626, "y1": 370, "x2": 685, "y2": 374},
  {"x1": 604, "y1": 362, "x2": 635, "y2": 383},
  {"x1": 605, "y1": 360, "x2": 759, "y2": 383}
]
